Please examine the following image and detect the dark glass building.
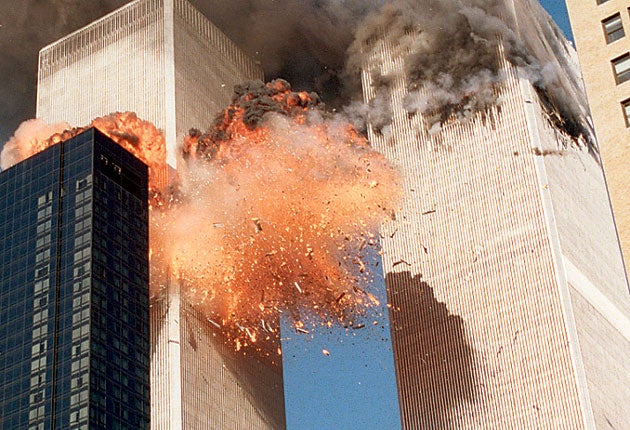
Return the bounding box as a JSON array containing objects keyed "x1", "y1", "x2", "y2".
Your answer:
[{"x1": 0, "y1": 128, "x2": 150, "y2": 429}]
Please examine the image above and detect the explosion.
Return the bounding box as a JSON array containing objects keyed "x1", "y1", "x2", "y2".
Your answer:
[
  {"x1": 2, "y1": 79, "x2": 400, "y2": 357},
  {"x1": 163, "y1": 79, "x2": 400, "y2": 352}
]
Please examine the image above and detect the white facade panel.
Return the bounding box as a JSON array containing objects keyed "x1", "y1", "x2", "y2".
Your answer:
[{"x1": 37, "y1": 0, "x2": 167, "y2": 144}]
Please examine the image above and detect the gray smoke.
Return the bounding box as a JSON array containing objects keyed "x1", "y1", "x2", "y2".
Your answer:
[
  {"x1": 343, "y1": 0, "x2": 592, "y2": 146},
  {"x1": 345, "y1": 1, "x2": 526, "y2": 124},
  {"x1": 187, "y1": 0, "x2": 380, "y2": 106},
  {"x1": 511, "y1": 0, "x2": 594, "y2": 148}
]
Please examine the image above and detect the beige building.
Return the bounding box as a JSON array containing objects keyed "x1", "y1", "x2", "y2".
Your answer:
[
  {"x1": 36, "y1": 1, "x2": 285, "y2": 429},
  {"x1": 565, "y1": 0, "x2": 630, "y2": 267},
  {"x1": 360, "y1": 0, "x2": 630, "y2": 428}
]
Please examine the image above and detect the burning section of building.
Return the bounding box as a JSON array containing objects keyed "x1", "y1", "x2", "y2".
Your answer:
[
  {"x1": 344, "y1": 0, "x2": 593, "y2": 150},
  {"x1": 1, "y1": 79, "x2": 400, "y2": 355}
]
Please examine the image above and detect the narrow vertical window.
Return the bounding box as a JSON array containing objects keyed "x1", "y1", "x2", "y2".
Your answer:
[
  {"x1": 597, "y1": 0, "x2": 611, "y2": 5},
  {"x1": 603, "y1": 13, "x2": 624, "y2": 43},
  {"x1": 612, "y1": 53, "x2": 630, "y2": 84},
  {"x1": 621, "y1": 99, "x2": 630, "y2": 127}
]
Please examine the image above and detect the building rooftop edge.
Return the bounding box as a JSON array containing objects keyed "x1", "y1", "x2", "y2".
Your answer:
[
  {"x1": 38, "y1": 0, "x2": 262, "y2": 78},
  {"x1": 39, "y1": 0, "x2": 147, "y2": 53}
]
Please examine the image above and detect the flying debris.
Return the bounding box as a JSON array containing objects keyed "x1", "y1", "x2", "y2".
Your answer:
[
  {"x1": 392, "y1": 259, "x2": 411, "y2": 267},
  {"x1": 207, "y1": 318, "x2": 221, "y2": 329}
]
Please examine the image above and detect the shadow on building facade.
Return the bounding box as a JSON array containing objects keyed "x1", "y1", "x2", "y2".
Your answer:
[{"x1": 386, "y1": 271, "x2": 477, "y2": 429}]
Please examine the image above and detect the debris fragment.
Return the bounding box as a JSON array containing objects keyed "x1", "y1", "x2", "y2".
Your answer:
[
  {"x1": 354, "y1": 258, "x2": 366, "y2": 273},
  {"x1": 533, "y1": 147, "x2": 566, "y2": 156},
  {"x1": 252, "y1": 217, "x2": 263, "y2": 232},
  {"x1": 207, "y1": 318, "x2": 221, "y2": 329},
  {"x1": 322, "y1": 349, "x2": 330, "y2": 356},
  {"x1": 392, "y1": 259, "x2": 411, "y2": 267},
  {"x1": 245, "y1": 327, "x2": 256, "y2": 342},
  {"x1": 335, "y1": 292, "x2": 346, "y2": 303},
  {"x1": 367, "y1": 293, "x2": 380, "y2": 306}
]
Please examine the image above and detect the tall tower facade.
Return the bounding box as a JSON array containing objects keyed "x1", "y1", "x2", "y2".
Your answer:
[
  {"x1": 35, "y1": 1, "x2": 285, "y2": 429},
  {"x1": 361, "y1": 0, "x2": 630, "y2": 428},
  {"x1": 0, "y1": 128, "x2": 150, "y2": 429},
  {"x1": 565, "y1": 0, "x2": 630, "y2": 267}
]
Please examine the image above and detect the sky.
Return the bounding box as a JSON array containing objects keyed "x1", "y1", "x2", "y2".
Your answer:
[
  {"x1": 540, "y1": 0, "x2": 574, "y2": 41},
  {"x1": 0, "y1": 1, "x2": 577, "y2": 429},
  {"x1": 282, "y1": 253, "x2": 401, "y2": 429}
]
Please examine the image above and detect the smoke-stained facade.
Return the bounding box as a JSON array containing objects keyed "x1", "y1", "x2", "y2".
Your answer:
[
  {"x1": 361, "y1": 0, "x2": 630, "y2": 428},
  {"x1": 35, "y1": 1, "x2": 285, "y2": 429},
  {"x1": 0, "y1": 128, "x2": 150, "y2": 429}
]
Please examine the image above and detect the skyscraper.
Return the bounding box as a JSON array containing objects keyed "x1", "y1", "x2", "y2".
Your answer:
[
  {"x1": 565, "y1": 0, "x2": 630, "y2": 268},
  {"x1": 35, "y1": 1, "x2": 285, "y2": 429},
  {"x1": 359, "y1": 0, "x2": 630, "y2": 428},
  {"x1": 0, "y1": 128, "x2": 150, "y2": 429}
]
